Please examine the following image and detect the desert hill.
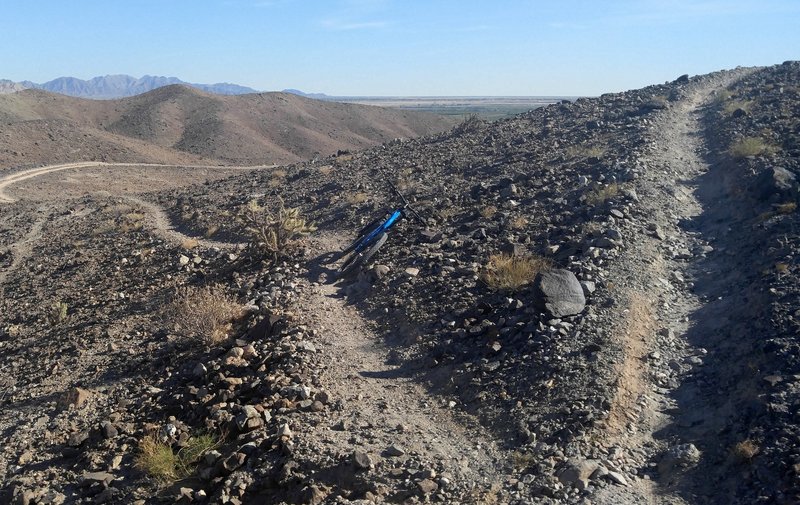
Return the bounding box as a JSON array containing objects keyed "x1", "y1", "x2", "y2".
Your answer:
[
  {"x1": 0, "y1": 85, "x2": 457, "y2": 167},
  {"x1": 1, "y1": 63, "x2": 799, "y2": 504}
]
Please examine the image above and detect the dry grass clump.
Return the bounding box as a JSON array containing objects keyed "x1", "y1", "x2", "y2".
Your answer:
[
  {"x1": 136, "y1": 433, "x2": 219, "y2": 483},
  {"x1": 714, "y1": 89, "x2": 733, "y2": 103},
  {"x1": 731, "y1": 439, "x2": 759, "y2": 464},
  {"x1": 585, "y1": 183, "x2": 620, "y2": 206},
  {"x1": 181, "y1": 238, "x2": 199, "y2": 250},
  {"x1": 346, "y1": 192, "x2": 369, "y2": 205},
  {"x1": 479, "y1": 205, "x2": 498, "y2": 219},
  {"x1": 168, "y1": 285, "x2": 242, "y2": 345},
  {"x1": 481, "y1": 254, "x2": 551, "y2": 291},
  {"x1": 237, "y1": 198, "x2": 316, "y2": 260},
  {"x1": 567, "y1": 145, "x2": 606, "y2": 160},
  {"x1": 775, "y1": 201, "x2": 797, "y2": 214},
  {"x1": 509, "y1": 216, "x2": 528, "y2": 229},
  {"x1": 730, "y1": 137, "x2": 777, "y2": 159},
  {"x1": 723, "y1": 99, "x2": 754, "y2": 115}
]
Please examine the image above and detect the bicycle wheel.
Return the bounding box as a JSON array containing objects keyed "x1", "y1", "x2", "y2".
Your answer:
[{"x1": 338, "y1": 232, "x2": 388, "y2": 278}]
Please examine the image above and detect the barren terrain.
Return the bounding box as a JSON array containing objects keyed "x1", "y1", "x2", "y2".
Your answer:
[{"x1": 1, "y1": 63, "x2": 799, "y2": 504}]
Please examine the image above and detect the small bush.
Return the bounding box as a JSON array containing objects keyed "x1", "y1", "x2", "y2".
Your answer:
[
  {"x1": 723, "y1": 99, "x2": 753, "y2": 116},
  {"x1": 714, "y1": 89, "x2": 733, "y2": 103},
  {"x1": 481, "y1": 254, "x2": 550, "y2": 291},
  {"x1": 237, "y1": 198, "x2": 316, "y2": 260},
  {"x1": 509, "y1": 216, "x2": 528, "y2": 229},
  {"x1": 776, "y1": 202, "x2": 797, "y2": 214},
  {"x1": 136, "y1": 436, "x2": 179, "y2": 482},
  {"x1": 167, "y1": 285, "x2": 242, "y2": 345},
  {"x1": 136, "y1": 433, "x2": 219, "y2": 483},
  {"x1": 346, "y1": 192, "x2": 369, "y2": 205},
  {"x1": 585, "y1": 183, "x2": 620, "y2": 206},
  {"x1": 730, "y1": 137, "x2": 776, "y2": 159},
  {"x1": 479, "y1": 205, "x2": 498, "y2": 219},
  {"x1": 567, "y1": 145, "x2": 606, "y2": 160},
  {"x1": 731, "y1": 439, "x2": 759, "y2": 464},
  {"x1": 453, "y1": 114, "x2": 483, "y2": 135},
  {"x1": 46, "y1": 301, "x2": 68, "y2": 325}
]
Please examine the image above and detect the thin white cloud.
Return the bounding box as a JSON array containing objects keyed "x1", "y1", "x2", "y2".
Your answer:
[{"x1": 320, "y1": 18, "x2": 387, "y2": 31}]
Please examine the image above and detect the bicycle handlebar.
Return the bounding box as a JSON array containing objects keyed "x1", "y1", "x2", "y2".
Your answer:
[{"x1": 387, "y1": 180, "x2": 426, "y2": 224}]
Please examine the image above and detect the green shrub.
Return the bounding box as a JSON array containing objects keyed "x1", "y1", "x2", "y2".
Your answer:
[
  {"x1": 136, "y1": 433, "x2": 220, "y2": 483},
  {"x1": 47, "y1": 301, "x2": 68, "y2": 325}
]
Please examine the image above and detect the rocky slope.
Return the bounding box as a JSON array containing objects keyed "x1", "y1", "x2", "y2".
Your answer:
[{"x1": 1, "y1": 62, "x2": 798, "y2": 504}]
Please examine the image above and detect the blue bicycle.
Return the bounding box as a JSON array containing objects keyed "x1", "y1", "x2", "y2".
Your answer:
[{"x1": 338, "y1": 182, "x2": 425, "y2": 277}]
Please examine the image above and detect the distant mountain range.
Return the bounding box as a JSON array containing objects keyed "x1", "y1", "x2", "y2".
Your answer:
[{"x1": 0, "y1": 75, "x2": 258, "y2": 99}]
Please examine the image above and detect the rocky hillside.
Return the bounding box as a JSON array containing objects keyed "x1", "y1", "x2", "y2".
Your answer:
[
  {"x1": 0, "y1": 85, "x2": 457, "y2": 168},
  {"x1": 1, "y1": 62, "x2": 798, "y2": 505}
]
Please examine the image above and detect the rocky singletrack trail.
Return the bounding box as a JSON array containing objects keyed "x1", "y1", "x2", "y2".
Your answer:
[
  {"x1": 289, "y1": 233, "x2": 508, "y2": 501},
  {"x1": 593, "y1": 70, "x2": 756, "y2": 504}
]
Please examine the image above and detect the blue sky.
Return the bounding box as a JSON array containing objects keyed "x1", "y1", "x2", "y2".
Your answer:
[{"x1": 1, "y1": 0, "x2": 797, "y2": 96}]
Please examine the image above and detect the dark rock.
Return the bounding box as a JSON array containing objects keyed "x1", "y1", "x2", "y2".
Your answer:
[{"x1": 534, "y1": 269, "x2": 586, "y2": 317}]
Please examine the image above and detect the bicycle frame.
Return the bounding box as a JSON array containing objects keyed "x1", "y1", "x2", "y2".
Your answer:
[{"x1": 353, "y1": 209, "x2": 402, "y2": 253}]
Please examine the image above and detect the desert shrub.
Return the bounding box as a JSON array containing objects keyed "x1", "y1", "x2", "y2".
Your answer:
[
  {"x1": 723, "y1": 99, "x2": 753, "y2": 116},
  {"x1": 237, "y1": 198, "x2": 316, "y2": 260},
  {"x1": 479, "y1": 205, "x2": 498, "y2": 219},
  {"x1": 46, "y1": 301, "x2": 68, "y2": 325},
  {"x1": 453, "y1": 114, "x2": 483, "y2": 135},
  {"x1": 776, "y1": 201, "x2": 797, "y2": 214},
  {"x1": 136, "y1": 433, "x2": 219, "y2": 483},
  {"x1": 167, "y1": 285, "x2": 242, "y2": 345},
  {"x1": 481, "y1": 254, "x2": 551, "y2": 291},
  {"x1": 346, "y1": 192, "x2": 369, "y2": 205},
  {"x1": 585, "y1": 183, "x2": 620, "y2": 206},
  {"x1": 730, "y1": 137, "x2": 776, "y2": 159},
  {"x1": 714, "y1": 89, "x2": 733, "y2": 103},
  {"x1": 731, "y1": 439, "x2": 759, "y2": 464},
  {"x1": 567, "y1": 145, "x2": 606, "y2": 160},
  {"x1": 509, "y1": 216, "x2": 528, "y2": 229}
]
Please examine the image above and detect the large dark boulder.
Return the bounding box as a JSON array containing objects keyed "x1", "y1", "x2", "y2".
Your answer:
[
  {"x1": 533, "y1": 269, "x2": 586, "y2": 318},
  {"x1": 755, "y1": 166, "x2": 798, "y2": 200}
]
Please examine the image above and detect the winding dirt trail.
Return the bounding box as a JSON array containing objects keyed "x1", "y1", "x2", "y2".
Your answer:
[
  {"x1": 0, "y1": 161, "x2": 272, "y2": 204},
  {"x1": 296, "y1": 233, "x2": 507, "y2": 501},
  {"x1": 0, "y1": 161, "x2": 271, "y2": 286}
]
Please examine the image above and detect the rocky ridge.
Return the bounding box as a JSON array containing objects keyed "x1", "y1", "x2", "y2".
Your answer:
[{"x1": 1, "y1": 63, "x2": 798, "y2": 504}]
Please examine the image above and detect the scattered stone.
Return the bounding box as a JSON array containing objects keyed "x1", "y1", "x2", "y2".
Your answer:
[
  {"x1": 417, "y1": 479, "x2": 439, "y2": 495},
  {"x1": 353, "y1": 450, "x2": 373, "y2": 470}
]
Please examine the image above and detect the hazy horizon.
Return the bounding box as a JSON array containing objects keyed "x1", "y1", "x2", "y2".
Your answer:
[{"x1": 2, "y1": 0, "x2": 798, "y2": 96}]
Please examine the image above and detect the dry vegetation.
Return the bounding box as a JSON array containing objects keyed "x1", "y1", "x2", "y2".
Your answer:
[
  {"x1": 481, "y1": 254, "x2": 551, "y2": 291},
  {"x1": 237, "y1": 198, "x2": 316, "y2": 260},
  {"x1": 136, "y1": 433, "x2": 219, "y2": 483},
  {"x1": 585, "y1": 183, "x2": 620, "y2": 206},
  {"x1": 166, "y1": 285, "x2": 242, "y2": 345},
  {"x1": 729, "y1": 136, "x2": 777, "y2": 159}
]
